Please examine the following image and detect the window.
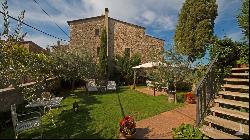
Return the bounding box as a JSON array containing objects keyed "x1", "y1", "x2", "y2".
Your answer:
[
  {"x1": 97, "y1": 47, "x2": 100, "y2": 56},
  {"x1": 95, "y1": 29, "x2": 99, "y2": 36},
  {"x1": 125, "y1": 48, "x2": 131, "y2": 57}
]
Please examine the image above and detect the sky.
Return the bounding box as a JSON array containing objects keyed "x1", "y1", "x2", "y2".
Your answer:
[{"x1": 0, "y1": 0, "x2": 245, "y2": 63}]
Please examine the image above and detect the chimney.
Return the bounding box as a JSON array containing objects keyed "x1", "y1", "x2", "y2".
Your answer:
[
  {"x1": 105, "y1": 8, "x2": 109, "y2": 40},
  {"x1": 57, "y1": 40, "x2": 60, "y2": 46},
  {"x1": 105, "y1": 8, "x2": 109, "y2": 14}
]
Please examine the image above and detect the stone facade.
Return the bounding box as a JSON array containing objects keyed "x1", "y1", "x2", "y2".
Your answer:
[
  {"x1": 68, "y1": 9, "x2": 164, "y2": 64},
  {"x1": 19, "y1": 41, "x2": 48, "y2": 54},
  {"x1": 68, "y1": 16, "x2": 105, "y2": 62},
  {"x1": 110, "y1": 18, "x2": 164, "y2": 63}
]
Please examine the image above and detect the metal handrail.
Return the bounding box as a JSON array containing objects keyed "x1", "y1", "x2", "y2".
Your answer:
[{"x1": 195, "y1": 53, "x2": 220, "y2": 126}]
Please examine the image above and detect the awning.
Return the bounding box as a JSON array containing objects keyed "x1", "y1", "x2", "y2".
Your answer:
[{"x1": 132, "y1": 61, "x2": 167, "y2": 69}]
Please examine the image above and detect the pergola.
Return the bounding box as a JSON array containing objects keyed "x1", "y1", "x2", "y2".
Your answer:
[
  {"x1": 132, "y1": 61, "x2": 179, "y2": 99},
  {"x1": 132, "y1": 61, "x2": 167, "y2": 89}
]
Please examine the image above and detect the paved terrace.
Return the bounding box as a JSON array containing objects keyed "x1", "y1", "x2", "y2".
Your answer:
[{"x1": 129, "y1": 104, "x2": 196, "y2": 139}]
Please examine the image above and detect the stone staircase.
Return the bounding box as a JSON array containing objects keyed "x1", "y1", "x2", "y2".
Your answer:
[{"x1": 200, "y1": 67, "x2": 249, "y2": 139}]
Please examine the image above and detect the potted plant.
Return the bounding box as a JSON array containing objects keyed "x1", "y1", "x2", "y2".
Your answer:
[
  {"x1": 184, "y1": 92, "x2": 196, "y2": 104},
  {"x1": 172, "y1": 123, "x2": 203, "y2": 139},
  {"x1": 119, "y1": 115, "x2": 136, "y2": 139}
]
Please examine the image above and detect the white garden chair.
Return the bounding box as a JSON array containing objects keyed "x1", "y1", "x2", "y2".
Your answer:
[
  {"x1": 107, "y1": 81, "x2": 117, "y2": 91},
  {"x1": 11, "y1": 104, "x2": 43, "y2": 139},
  {"x1": 86, "y1": 79, "x2": 98, "y2": 92}
]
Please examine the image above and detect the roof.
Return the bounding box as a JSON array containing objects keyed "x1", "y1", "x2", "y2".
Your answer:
[
  {"x1": 19, "y1": 41, "x2": 47, "y2": 53},
  {"x1": 67, "y1": 15, "x2": 165, "y2": 41},
  {"x1": 67, "y1": 15, "x2": 105, "y2": 25},
  {"x1": 145, "y1": 34, "x2": 165, "y2": 41},
  {"x1": 109, "y1": 17, "x2": 145, "y2": 29},
  {"x1": 67, "y1": 15, "x2": 145, "y2": 29}
]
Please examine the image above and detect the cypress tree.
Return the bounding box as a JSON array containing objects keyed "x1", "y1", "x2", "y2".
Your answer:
[
  {"x1": 98, "y1": 28, "x2": 108, "y2": 80},
  {"x1": 174, "y1": 0, "x2": 218, "y2": 63},
  {"x1": 237, "y1": 0, "x2": 249, "y2": 39}
]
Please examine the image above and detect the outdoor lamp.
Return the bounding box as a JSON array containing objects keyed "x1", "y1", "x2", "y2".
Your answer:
[{"x1": 73, "y1": 101, "x2": 79, "y2": 112}]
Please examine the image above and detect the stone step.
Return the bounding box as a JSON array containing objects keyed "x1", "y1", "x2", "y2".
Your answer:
[
  {"x1": 232, "y1": 67, "x2": 249, "y2": 71},
  {"x1": 231, "y1": 73, "x2": 249, "y2": 76},
  {"x1": 210, "y1": 107, "x2": 249, "y2": 120},
  {"x1": 205, "y1": 115, "x2": 249, "y2": 135},
  {"x1": 200, "y1": 125, "x2": 241, "y2": 139},
  {"x1": 218, "y1": 91, "x2": 249, "y2": 98},
  {"x1": 214, "y1": 98, "x2": 249, "y2": 108},
  {"x1": 222, "y1": 84, "x2": 249, "y2": 90},
  {"x1": 224, "y1": 78, "x2": 249, "y2": 82}
]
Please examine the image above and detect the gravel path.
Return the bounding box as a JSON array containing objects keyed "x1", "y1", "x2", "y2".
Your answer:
[{"x1": 134, "y1": 104, "x2": 196, "y2": 139}]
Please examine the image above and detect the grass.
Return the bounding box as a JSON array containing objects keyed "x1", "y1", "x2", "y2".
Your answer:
[{"x1": 0, "y1": 86, "x2": 183, "y2": 139}]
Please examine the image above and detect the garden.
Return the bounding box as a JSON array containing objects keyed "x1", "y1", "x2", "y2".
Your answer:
[
  {"x1": 0, "y1": 86, "x2": 183, "y2": 139},
  {"x1": 0, "y1": 0, "x2": 249, "y2": 139}
]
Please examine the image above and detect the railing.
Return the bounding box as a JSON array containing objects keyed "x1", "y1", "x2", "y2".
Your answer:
[{"x1": 195, "y1": 53, "x2": 224, "y2": 126}]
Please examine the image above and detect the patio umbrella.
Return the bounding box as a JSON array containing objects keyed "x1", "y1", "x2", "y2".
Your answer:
[{"x1": 132, "y1": 61, "x2": 181, "y2": 89}]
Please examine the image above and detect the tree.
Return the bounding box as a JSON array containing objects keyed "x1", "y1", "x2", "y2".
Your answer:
[
  {"x1": 0, "y1": 0, "x2": 55, "y2": 101},
  {"x1": 50, "y1": 46, "x2": 96, "y2": 89},
  {"x1": 146, "y1": 48, "x2": 207, "y2": 92},
  {"x1": 115, "y1": 53, "x2": 141, "y2": 85},
  {"x1": 97, "y1": 28, "x2": 108, "y2": 80},
  {"x1": 174, "y1": 0, "x2": 218, "y2": 63},
  {"x1": 237, "y1": 0, "x2": 249, "y2": 39},
  {"x1": 236, "y1": 0, "x2": 249, "y2": 65},
  {"x1": 0, "y1": 0, "x2": 28, "y2": 88}
]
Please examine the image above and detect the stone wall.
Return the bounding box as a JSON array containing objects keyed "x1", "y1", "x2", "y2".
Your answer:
[
  {"x1": 142, "y1": 35, "x2": 164, "y2": 63},
  {"x1": 0, "y1": 87, "x2": 24, "y2": 112},
  {"x1": 68, "y1": 16, "x2": 105, "y2": 61},
  {"x1": 111, "y1": 18, "x2": 145, "y2": 59},
  {"x1": 0, "y1": 78, "x2": 60, "y2": 112},
  {"x1": 110, "y1": 18, "x2": 164, "y2": 63},
  {"x1": 20, "y1": 41, "x2": 48, "y2": 54}
]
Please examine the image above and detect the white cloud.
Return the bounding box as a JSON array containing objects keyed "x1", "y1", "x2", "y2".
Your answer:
[
  {"x1": 227, "y1": 31, "x2": 243, "y2": 41},
  {"x1": 5, "y1": 0, "x2": 184, "y2": 47},
  {"x1": 4, "y1": 0, "x2": 242, "y2": 47},
  {"x1": 141, "y1": 10, "x2": 157, "y2": 25}
]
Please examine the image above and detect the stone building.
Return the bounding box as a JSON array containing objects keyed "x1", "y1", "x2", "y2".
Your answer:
[
  {"x1": 18, "y1": 41, "x2": 48, "y2": 54},
  {"x1": 67, "y1": 8, "x2": 164, "y2": 77}
]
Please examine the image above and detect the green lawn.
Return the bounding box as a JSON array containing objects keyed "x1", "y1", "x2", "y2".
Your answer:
[{"x1": 0, "y1": 86, "x2": 183, "y2": 139}]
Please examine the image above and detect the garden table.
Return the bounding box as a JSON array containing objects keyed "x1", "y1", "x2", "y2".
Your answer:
[
  {"x1": 25, "y1": 97, "x2": 63, "y2": 126},
  {"x1": 97, "y1": 85, "x2": 107, "y2": 93}
]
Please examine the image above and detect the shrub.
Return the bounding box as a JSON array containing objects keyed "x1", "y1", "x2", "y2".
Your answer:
[
  {"x1": 172, "y1": 123, "x2": 203, "y2": 139},
  {"x1": 176, "y1": 92, "x2": 186, "y2": 103},
  {"x1": 184, "y1": 92, "x2": 196, "y2": 104},
  {"x1": 176, "y1": 81, "x2": 192, "y2": 91}
]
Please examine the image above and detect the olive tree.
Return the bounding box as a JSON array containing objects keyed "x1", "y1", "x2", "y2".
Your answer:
[{"x1": 50, "y1": 46, "x2": 96, "y2": 89}]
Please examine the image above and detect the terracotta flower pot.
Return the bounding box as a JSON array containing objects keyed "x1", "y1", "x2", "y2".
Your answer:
[{"x1": 120, "y1": 132, "x2": 136, "y2": 139}]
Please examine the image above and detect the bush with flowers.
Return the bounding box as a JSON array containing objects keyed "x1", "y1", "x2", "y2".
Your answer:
[
  {"x1": 184, "y1": 92, "x2": 196, "y2": 104},
  {"x1": 119, "y1": 115, "x2": 136, "y2": 136}
]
